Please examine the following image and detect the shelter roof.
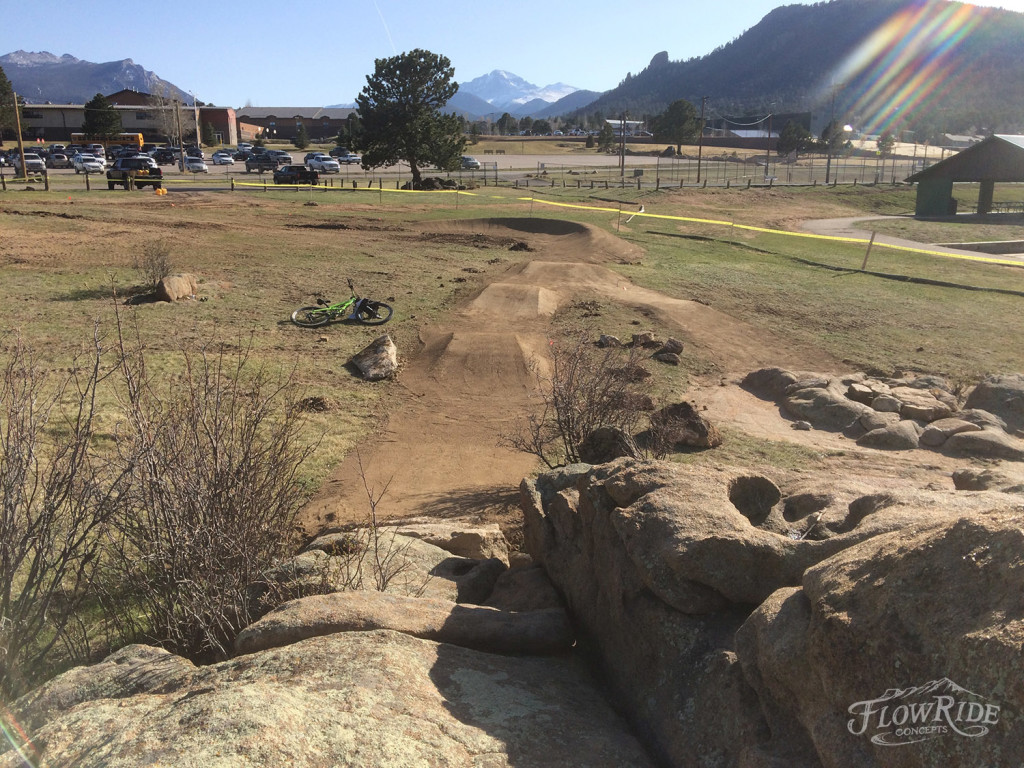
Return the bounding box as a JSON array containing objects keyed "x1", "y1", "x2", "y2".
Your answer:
[{"x1": 907, "y1": 134, "x2": 1024, "y2": 183}]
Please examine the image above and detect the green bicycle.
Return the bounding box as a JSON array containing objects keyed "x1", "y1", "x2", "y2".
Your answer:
[{"x1": 290, "y1": 279, "x2": 394, "y2": 327}]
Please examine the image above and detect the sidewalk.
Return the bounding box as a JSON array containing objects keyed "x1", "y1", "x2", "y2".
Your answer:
[{"x1": 801, "y1": 216, "x2": 1024, "y2": 263}]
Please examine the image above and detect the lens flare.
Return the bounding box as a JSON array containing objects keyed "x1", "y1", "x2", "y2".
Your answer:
[{"x1": 829, "y1": 0, "x2": 989, "y2": 135}]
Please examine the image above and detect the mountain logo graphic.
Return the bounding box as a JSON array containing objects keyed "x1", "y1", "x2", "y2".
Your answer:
[{"x1": 847, "y1": 678, "x2": 1000, "y2": 746}]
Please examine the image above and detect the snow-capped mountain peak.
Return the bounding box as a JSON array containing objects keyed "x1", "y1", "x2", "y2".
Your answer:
[{"x1": 461, "y1": 69, "x2": 579, "y2": 109}]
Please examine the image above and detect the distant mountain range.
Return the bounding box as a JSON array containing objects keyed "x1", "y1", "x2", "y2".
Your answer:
[
  {"x1": 0, "y1": 51, "x2": 191, "y2": 105},
  {"x1": 7, "y1": 0, "x2": 1024, "y2": 134},
  {"x1": 581, "y1": 0, "x2": 1024, "y2": 136},
  {"x1": 329, "y1": 70, "x2": 599, "y2": 119}
]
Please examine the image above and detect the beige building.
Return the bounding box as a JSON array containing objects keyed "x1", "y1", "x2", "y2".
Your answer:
[{"x1": 18, "y1": 90, "x2": 238, "y2": 146}]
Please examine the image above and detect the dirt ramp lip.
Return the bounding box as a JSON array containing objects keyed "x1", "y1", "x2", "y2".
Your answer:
[{"x1": 468, "y1": 283, "x2": 560, "y2": 318}]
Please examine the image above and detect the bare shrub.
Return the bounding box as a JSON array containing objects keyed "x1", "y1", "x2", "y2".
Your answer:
[
  {"x1": 0, "y1": 334, "x2": 129, "y2": 700},
  {"x1": 99, "y1": 321, "x2": 316, "y2": 662},
  {"x1": 355, "y1": 454, "x2": 421, "y2": 593},
  {"x1": 507, "y1": 331, "x2": 655, "y2": 468},
  {"x1": 133, "y1": 240, "x2": 174, "y2": 288},
  {"x1": 289, "y1": 455, "x2": 423, "y2": 599}
]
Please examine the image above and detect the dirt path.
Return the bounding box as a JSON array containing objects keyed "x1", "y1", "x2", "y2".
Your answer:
[{"x1": 297, "y1": 217, "x2": 956, "y2": 537}]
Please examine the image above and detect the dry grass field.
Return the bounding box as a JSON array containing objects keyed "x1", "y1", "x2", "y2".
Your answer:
[{"x1": 2, "y1": 181, "x2": 1023, "y2": 512}]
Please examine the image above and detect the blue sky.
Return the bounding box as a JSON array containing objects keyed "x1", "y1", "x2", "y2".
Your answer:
[{"x1": 4, "y1": 0, "x2": 1023, "y2": 107}]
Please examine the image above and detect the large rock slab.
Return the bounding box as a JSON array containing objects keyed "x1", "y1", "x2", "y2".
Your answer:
[
  {"x1": 4, "y1": 632, "x2": 654, "y2": 768},
  {"x1": 783, "y1": 380, "x2": 874, "y2": 432},
  {"x1": 382, "y1": 517, "x2": 510, "y2": 564},
  {"x1": 235, "y1": 590, "x2": 574, "y2": 656},
  {"x1": 521, "y1": 458, "x2": 1021, "y2": 767},
  {"x1": 855, "y1": 420, "x2": 921, "y2": 450},
  {"x1": 919, "y1": 417, "x2": 982, "y2": 447},
  {"x1": 737, "y1": 510, "x2": 1024, "y2": 767},
  {"x1": 964, "y1": 373, "x2": 1024, "y2": 435},
  {"x1": 952, "y1": 465, "x2": 1024, "y2": 492},
  {"x1": 890, "y1": 385, "x2": 955, "y2": 422},
  {"x1": 260, "y1": 532, "x2": 506, "y2": 607},
  {"x1": 484, "y1": 563, "x2": 565, "y2": 612},
  {"x1": 943, "y1": 429, "x2": 1024, "y2": 461}
]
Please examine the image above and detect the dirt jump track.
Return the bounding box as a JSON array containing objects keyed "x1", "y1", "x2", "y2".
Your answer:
[{"x1": 297, "y1": 217, "x2": 937, "y2": 538}]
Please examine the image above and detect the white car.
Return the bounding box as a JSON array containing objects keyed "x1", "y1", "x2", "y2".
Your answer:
[
  {"x1": 212, "y1": 152, "x2": 235, "y2": 165},
  {"x1": 184, "y1": 156, "x2": 209, "y2": 173},
  {"x1": 337, "y1": 153, "x2": 361, "y2": 165},
  {"x1": 307, "y1": 154, "x2": 340, "y2": 173},
  {"x1": 72, "y1": 153, "x2": 105, "y2": 174}
]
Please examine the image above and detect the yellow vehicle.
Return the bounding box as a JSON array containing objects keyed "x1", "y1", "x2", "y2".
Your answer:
[{"x1": 70, "y1": 132, "x2": 144, "y2": 152}]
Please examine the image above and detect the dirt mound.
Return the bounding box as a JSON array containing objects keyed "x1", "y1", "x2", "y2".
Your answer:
[
  {"x1": 298, "y1": 218, "x2": 840, "y2": 537},
  {"x1": 467, "y1": 283, "x2": 560, "y2": 318},
  {"x1": 425, "y1": 217, "x2": 644, "y2": 263}
]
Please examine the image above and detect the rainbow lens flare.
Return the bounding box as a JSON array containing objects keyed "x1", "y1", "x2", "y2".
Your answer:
[{"x1": 829, "y1": 1, "x2": 989, "y2": 135}]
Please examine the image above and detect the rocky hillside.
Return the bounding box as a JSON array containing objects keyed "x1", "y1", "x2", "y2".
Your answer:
[
  {"x1": 579, "y1": 0, "x2": 1024, "y2": 136},
  {"x1": 0, "y1": 51, "x2": 190, "y2": 104}
]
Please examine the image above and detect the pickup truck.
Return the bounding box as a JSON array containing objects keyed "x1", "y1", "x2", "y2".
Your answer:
[
  {"x1": 106, "y1": 157, "x2": 163, "y2": 190},
  {"x1": 14, "y1": 153, "x2": 47, "y2": 176},
  {"x1": 273, "y1": 165, "x2": 319, "y2": 185},
  {"x1": 245, "y1": 155, "x2": 278, "y2": 173}
]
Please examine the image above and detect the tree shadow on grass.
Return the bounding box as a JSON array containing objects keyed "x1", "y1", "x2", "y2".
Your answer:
[{"x1": 52, "y1": 284, "x2": 155, "y2": 303}]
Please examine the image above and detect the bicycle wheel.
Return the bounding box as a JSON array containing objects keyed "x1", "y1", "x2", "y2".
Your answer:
[
  {"x1": 357, "y1": 301, "x2": 393, "y2": 325},
  {"x1": 291, "y1": 306, "x2": 331, "y2": 327}
]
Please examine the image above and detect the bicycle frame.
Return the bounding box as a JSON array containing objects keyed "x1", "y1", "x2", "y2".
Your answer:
[
  {"x1": 292, "y1": 278, "x2": 392, "y2": 328},
  {"x1": 313, "y1": 292, "x2": 360, "y2": 321}
]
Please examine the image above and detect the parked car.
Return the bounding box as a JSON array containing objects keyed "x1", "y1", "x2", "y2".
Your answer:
[
  {"x1": 267, "y1": 150, "x2": 293, "y2": 165},
  {"x1": 307, "y1": 154, "x2": 341, "y2": 173},
  {"x1": 186, "y1": 147, "x2": 205, "y2": 159},
  {"x1": 184, "y1": 156, "x2": 209, "y2": 173},
  {"x1": 212, "y1": 151, "x2": 235, "y2": 165},
  {"x1": 152, "y1": 148, "x2": 177, "y2": 165},
  {"x1": 46, "y1": 153, "x2": 71, "y2": 169},
  {"x1": 233, "y1": 151, "x2": 253, "y2": 161},
  {"x1": 72, "y1": 153, "x2": 105, "y2": 174},
  {"x1": 245, "y1": 155, "x2": 278, "y2": 173},
  {"x1": 273, "y1": 164, "x2": 319, "y2": 185},
  {"x1": 337, "y1": 152, "x2": 361, "y2": 165},
  {"x1": 237, "y1": 142, "x2": 253, "y2": 153},
  {"x1": 15, "y1": 153, "x2": 47, "y2": 175},
  {"x1": 461, "y1": 155, "x2": 481, "y2": 170},
  {"x1": 328, "y1": 146, "x2": 350, "y2": 157}
]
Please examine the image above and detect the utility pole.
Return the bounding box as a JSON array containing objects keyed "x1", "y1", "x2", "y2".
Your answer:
[
  {"x1": 824, "y1": 83, "x2": 843, "y2": 184},
  {"x1": 174, "y1": 99, "x2": 185, "y2": 171},
  {"x1": 697, "y1": 95, "x2": 707, "y2": 184},
  {"x1": 13, "y1": 91, "x2": 27, "y2": 178},
  {"x1": 764, "y1": 111, "x2": 773, "y2": 180},
  {"x1": 190, "y1": 93, "x2": 200, "y2": 148}
]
